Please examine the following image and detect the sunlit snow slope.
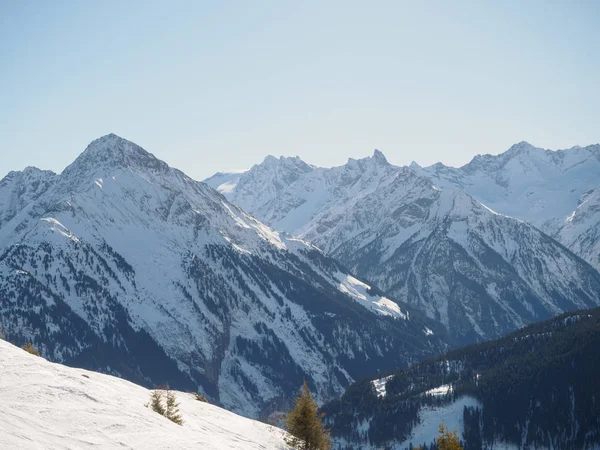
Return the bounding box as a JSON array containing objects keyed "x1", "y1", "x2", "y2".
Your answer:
[{"x1": 0, "y1": 339, "x2": 290, "y2": 450}]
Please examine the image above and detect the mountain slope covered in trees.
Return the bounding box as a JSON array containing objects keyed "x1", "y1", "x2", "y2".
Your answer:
[{"x1": 322, "y1": 307, "x2": 600, "y2": 450}]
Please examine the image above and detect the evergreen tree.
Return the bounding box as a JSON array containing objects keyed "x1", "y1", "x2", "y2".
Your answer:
[
  {"x1": 166, "y1": 390, "x2": 184, "y2": 425},
  {"x1": 285, "y1": 382, "x2": 332, "y2": 450},
  {"x1": 435, "y1": 421, "x2": 463, "y2": 450},
  {"x1": 149, "y1": 390, "x2": 166, "y2": 416}
]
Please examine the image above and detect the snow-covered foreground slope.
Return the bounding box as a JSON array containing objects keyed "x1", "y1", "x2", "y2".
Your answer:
[
  {"x1": 0, "y1": 134, "x2": 444, "y2": 419},
  {"x1": 206, "y1": 151, "x2": 600, "y2": 344},
  {"x1": 0, "y1": 339, "x2": 289, "y2": 450}
]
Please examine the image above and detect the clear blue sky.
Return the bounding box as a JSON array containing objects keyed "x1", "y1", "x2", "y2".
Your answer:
[{"x1": 1, "y1": 0, "x2": 599, "y2": 180}]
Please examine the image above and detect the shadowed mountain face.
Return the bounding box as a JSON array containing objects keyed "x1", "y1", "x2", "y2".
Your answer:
[
  {"x1": 206, "y1": 148, "x2": 600, "y2": 345},
  {"x1": 0, "y1": 134, "x2": 445, "y2": 418}
]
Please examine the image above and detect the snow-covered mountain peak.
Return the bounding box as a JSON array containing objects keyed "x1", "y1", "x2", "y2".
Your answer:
[
  {"x1": 63, "y1": 134, "x2": 170, "y2": 180},
  {"x1": 1, "y1": 166, "x2": 56, "y2": 182},
  {"x1": 0, "y1": 166, "x2": 57, "y2": 230},
  {"x1": 506, "y1": 140, "x2": 536, "y2": 154}
]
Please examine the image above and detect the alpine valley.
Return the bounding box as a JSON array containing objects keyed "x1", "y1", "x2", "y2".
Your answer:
[
  {"x1": 205, "y1": 144, "x2": 600, "y2": 345},
  {"x1": 0, "y1": 134, "x2": 446, "y2": 419}
]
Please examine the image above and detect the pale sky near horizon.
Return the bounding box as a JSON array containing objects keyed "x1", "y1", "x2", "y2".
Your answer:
[{"x1": 1, "y1": 1, "x2": 599, "y2": 181}]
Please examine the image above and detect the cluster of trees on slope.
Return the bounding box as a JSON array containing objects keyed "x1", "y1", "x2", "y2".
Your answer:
[{"x1": 322, "y1": 308, "x2": 600, "y2": 450}]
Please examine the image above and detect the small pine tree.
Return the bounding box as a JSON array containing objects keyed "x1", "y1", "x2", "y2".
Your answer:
[
  {"x1": 22, "y1": 342, "x2": 40, "y2": 356},
  {"x1": 149, "y1": 390, "x2": 166, "y2": 416},
  {"x1": 435, "y1": 421, "x2": 463, "y2": 450},
  {"x1": 165, "y1": 390, "x2": 183, "y2": 425},
  {"x1": 284, "y1": 382, "x2": 332, "y2": 450}
]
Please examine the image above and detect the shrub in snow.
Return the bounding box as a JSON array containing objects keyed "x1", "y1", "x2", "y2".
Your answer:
[
  {"x1": 193, "y1": 392, "x2": 208, "y2": 403},
  {"x1": 22, "y1": 342, "x2": 40, "y2": 357},
  {"x1": 146, "y1": 388, "x2": 183, "y2": 425}
]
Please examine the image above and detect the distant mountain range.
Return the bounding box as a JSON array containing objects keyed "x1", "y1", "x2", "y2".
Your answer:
[
  {"x1": 0, "y1": 134, "x2": 445, "y2": 419},
  {"x1": 205, "y1": 143, "x2": 600, "y2": 344}
]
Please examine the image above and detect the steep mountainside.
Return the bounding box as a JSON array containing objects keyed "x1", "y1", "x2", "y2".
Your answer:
[
  {"x1": 413, "y1": 142, "x2": 600, "y2": 270},
  {"x1": 554, "y1": 187, "x2": 600, "y2": 271},
  {"x1": 0, "y1": 134, "x2": 444, "y2": 419},
  {"x1": 206, "y1": 152, "x2": 600, "y2": 344},
  {"x1": 323, "y1": 308, "x2": 600, "y2": 450},
  {"x1": 0, "y1": 339, "x2": 291, "y2": 450}
]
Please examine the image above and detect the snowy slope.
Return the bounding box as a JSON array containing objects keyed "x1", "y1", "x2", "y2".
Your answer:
[
  {"x1": 206, "y1": 152, "x2": 600, "y2": 344},
  {"x1": 0, "y1": 339, "x2": 290, "y2": 450},
  {"x1": 203, "y1": 169, "x2": 248, "y2": 194},
  {"x1": 414, "y1": 142, "x2": 600, "y2": 269},
  {"x1": 0, "y1": 134, "x2": 444, "y2": 419}
]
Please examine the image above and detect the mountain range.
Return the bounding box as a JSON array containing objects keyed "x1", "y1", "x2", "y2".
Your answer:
[
  {"x1": 205, "y1": 144, "x2": 600, "y2": 344},
  {"x1": 0, "y1": 134, "x2": 446, "y2": 419}
]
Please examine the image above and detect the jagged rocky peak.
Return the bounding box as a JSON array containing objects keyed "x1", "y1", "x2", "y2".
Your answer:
[
  {"x1": 372, "y1": 149, "x2": 388, "y2": 164},
  {"x1": 257, "y1": 154, "x2": 313, "y2": 171},
  {"x1": 346, "y1": 149, "x2": 390, "y2": 169},
  {"x1": 0, "y1": 166, "x2": 58, "y2": 229},
  {"x1": 1, "y1": 166, "x2": 56, "y2": 183}
]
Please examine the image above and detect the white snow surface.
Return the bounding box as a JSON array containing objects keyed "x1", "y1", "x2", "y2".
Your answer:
[
  {"x1": 396, "y1": 396, "x2": 481, "y2": 450},
  {"x1": 337, "y1": 273, "x2": 407, "y2": 319},
  {"x1": 425, "y1": 384, "x2": 453, "y2": 396},
  {"x1": 203, "y1": 169, "x2": 248, "y2": 194},
  {"x1": 371, "y1": 375, "x2": 394, "y2": 398},
  {"x1": 0, "y1": 339, "x2": 290, "y2": 450}
]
